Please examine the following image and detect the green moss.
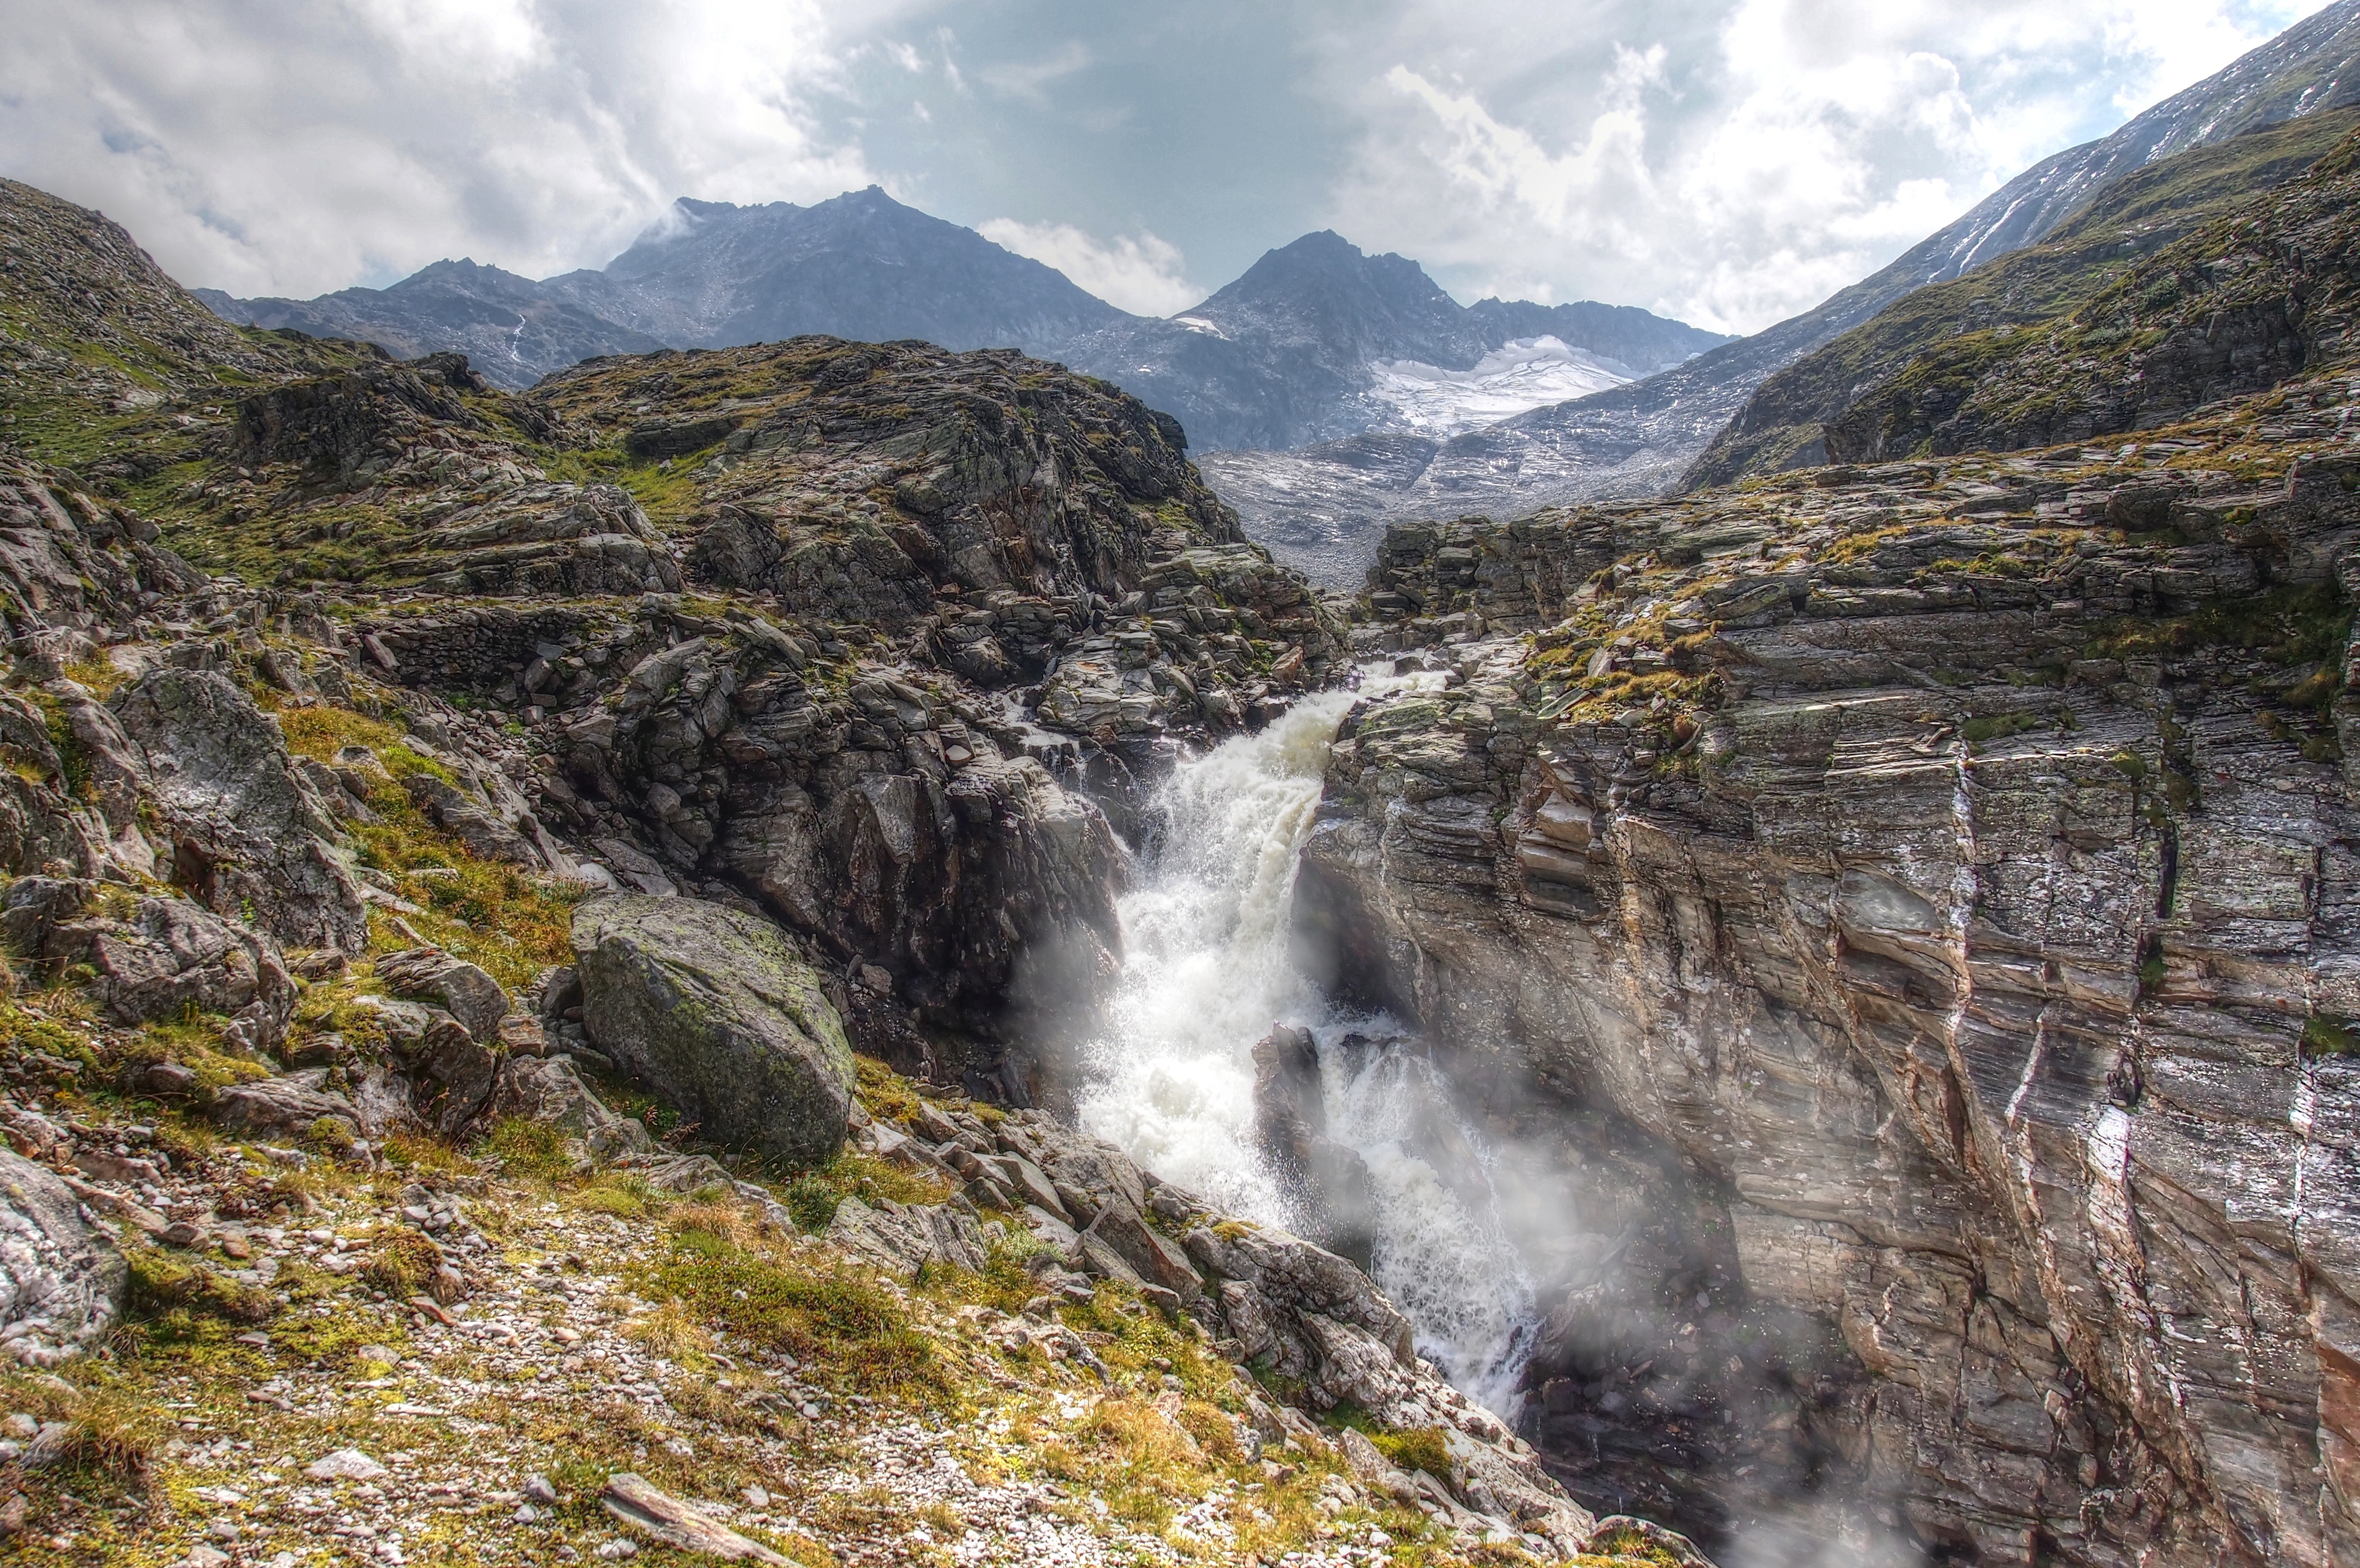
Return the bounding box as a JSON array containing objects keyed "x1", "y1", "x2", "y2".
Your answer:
[
  {"x1": 782, "y1": 1174, "x2": 843, "y2": 1232},
  {"x1": 126, "y1": 1247, "x2": 277, "y2": 1326},
  {"x1": 1371, "y1": 1425, "x2": 1455, "y2": 1478},
  {"x1": 2305, "y1": 1014, "x2": 2357, "y2": 1056},
  {"x1": 1961, "y1": 711, "x2": 2049, "y2": 748},
  {"x1": 362, "y1": 1230, "x2": 446, "y2": 1297},
  {"x1": 484, "y1": 1117, "x2": 579, "y2": 1182},
  {"x1": 642, "y1": 1240, "x2": 946, "y2": 1401}
]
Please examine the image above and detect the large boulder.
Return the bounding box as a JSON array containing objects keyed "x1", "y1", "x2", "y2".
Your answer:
[
  {"x1": 571, "y1": 895, "x2": 855, "y2": 1165},
  {"x1": 109, "y1": 667, "x2": 368, "y2": 953},
  {"x1": 0, "y1": 1149, "x2": 128, "y2": 1366}
]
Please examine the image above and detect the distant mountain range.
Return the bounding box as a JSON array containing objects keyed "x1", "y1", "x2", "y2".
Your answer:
[
  {"x1": 192, "y1": 0, "x2": 2360, "y2": 587},
  {"x1": 1203, "y1": 0, "x2": 2360, "y2": 579},
  {"x1": 198, "y1": 191, "x2": 1728, "y2": 456}
]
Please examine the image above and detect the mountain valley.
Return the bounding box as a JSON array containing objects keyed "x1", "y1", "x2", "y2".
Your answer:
[{"x1": 13, "y1": 6, "x2": 2360, "y2": 1567}]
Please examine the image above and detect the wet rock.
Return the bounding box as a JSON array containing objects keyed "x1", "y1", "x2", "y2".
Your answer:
[
  {"x1": 1251, "y1": 1024, "x2": 1375, "y2": 1265},
  {"x1": 573, "y1": 895, "x2": 854, "y2": 1165},
  {"x1": 0, "y1": 1149, "x2": 127, "y2": 1366}
]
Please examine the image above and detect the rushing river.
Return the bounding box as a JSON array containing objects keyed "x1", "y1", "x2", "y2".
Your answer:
[{"x1": 1072, "y1": 678, "x2": 1542, "y2": 1415}]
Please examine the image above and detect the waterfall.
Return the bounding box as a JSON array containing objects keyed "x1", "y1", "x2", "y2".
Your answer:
[{"x1": 1072, "y1": 675, "x2": 1541, "y2": 1415}]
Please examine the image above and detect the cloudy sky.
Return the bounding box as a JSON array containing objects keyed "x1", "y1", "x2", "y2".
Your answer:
[{"x1": 0, "y1": 0, "x2": 2333, "y2": 335}]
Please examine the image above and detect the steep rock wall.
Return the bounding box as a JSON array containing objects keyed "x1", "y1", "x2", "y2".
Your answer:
[{"x1": 1300, "y1": 386, "x2": 2360, "y2": 1566}]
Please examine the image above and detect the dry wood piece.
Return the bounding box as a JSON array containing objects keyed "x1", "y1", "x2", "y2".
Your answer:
[{"x1": 601, "y1": 1472, "x2": 789, "y2": 1563}]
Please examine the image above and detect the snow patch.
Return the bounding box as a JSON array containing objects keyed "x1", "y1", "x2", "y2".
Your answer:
[{"x1": 1366, "y1": 335, "x2": 1635, "y2": 437}]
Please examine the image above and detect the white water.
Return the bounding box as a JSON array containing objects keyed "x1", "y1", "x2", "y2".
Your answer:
[{"x1": 1073, "y1": 677, "x2": 1541, "y2": 1414}]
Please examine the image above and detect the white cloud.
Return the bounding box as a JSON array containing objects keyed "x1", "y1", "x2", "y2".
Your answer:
[
  {"x1": 977, "y1": 42, "x2": 1093, "y2": 104},
  {"x1": 0, "y1": 0, "x2": 2333, "y2": 336},
  {"x1": 977, "y1": 219, "x2": 1202, "y2": 315},
  {"x1": 0, "y1": 0, "x2": 894, "y2": 297},
  {"x1": 1321, "y1": 0, "x2": 2327, "y2": 333}
]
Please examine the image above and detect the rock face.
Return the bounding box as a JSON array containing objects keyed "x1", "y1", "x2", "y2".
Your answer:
[
  {"x1": 0, "y1": 1149, "x2": 128, "y2": 1366},
  {"x1": 1304, "y1": 388, "x2": 2360, "y2": 1565},
  {"x1": 1, "y1": 877, "x2": 294, "y2": 1041},
  {"x1": 110, "y1": 667, "x2": 368, "y2": 954},
  {"x1": 574, "y1": 895, "x2": 856, "y2": 1165}
]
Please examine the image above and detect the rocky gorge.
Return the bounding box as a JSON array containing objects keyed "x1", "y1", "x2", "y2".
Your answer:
[
  {"x1": 0, "y1": 172, "x2": 1689, "y2": 1568},
  {"x1": 17, "y1": 58, "x2": 2360, "y2": 1568}
]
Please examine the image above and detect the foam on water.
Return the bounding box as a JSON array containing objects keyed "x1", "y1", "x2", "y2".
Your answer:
[{"x1": 1073, "y1": 673, "x2": 1539, "y2": 1413}]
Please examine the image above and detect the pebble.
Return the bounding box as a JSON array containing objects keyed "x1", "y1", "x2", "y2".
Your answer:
[{"x1": 304, "y1": 1448, "x2": 388, "y2": 1482}]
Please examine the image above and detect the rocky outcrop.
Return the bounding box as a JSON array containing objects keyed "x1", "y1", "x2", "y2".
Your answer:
[
  {"x1": 1304, "y1": 382, "x2": 2360, "y2": 1564},
  {"x1": 1, "y1": 877, "x2": 293, "y2": 1044},
  {"x1": 0, "y1": 454, "x2": 207, "y2": 640},
  {"x1": 871, "y1": 1092, "x2": 1620, "y2": 1560},
  {"x1": 482, "y1": 1054, "x2": 653, "y2": 1160},
  {"x1": 372, "y1": 948, "x2": 509, "y2": 1044},
  {"x1": 110, "y1": 667, "x2": 368, "y2": 954},
  {"x1": 0, "y1": 1149, "x2": 127, "y2": 1367},
  {"x1": 574, "y1": 895, "x2": 856, "y2": 1165}
]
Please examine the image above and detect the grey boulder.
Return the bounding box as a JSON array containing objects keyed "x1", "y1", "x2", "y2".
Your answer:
[
  {"x1": 827, "y1": 1196, "x2": 986, "y2": 1278},
  {"x1": 374, "y1": 947, "x2": 510, "y2": 1043},
  {"x1": 0, "y1": 1149, "x2": 128, "y2": 1366},
  {"x1": 484, "y1": 1055, "x2": 653, "y2": 1160},
  {"x1": 109, "y1": 668, "x2": 368, "y2": 953},
  {"x1": 211, "y1": 1071, "x2": 362, "y2": 1141},
  {"x1": 572, "y1": 895, "x2": 854, "y2": 1165}
]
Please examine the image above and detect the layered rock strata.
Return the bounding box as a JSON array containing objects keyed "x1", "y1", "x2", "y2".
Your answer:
[{"x1": 1299, "y1": 375, "x2": 2360, "y2": 1566}]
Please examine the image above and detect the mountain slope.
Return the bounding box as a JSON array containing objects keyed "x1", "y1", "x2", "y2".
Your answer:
[
  {"x1": 194, "y1": 205, "x2": 1727, "y2": 446},
  {"x1": 1218, "y1": 0, "x2": 2360, "y2": 563},
  {"x1": 1058, "y1": 231, "x2": 1727, "y2": 452},
  {"x1": 1821, "y1": 121, "x2": 2360, "y2": 461},
  {"x1": 195, "y1": 188, "x2": 1138, "y2": 392},
  {"x1": 198, "y1": 258, "x2": 666, "y2": 388},
  {"x1": 1683, "y1": 105, "x2": 2360, "y2": 487},
  {"x1": 541, "y1": 186, "x2": 1134, "y2": 357},
  {"x1": 0, "y1": 176, "x2": 367, "y2": 483}
]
